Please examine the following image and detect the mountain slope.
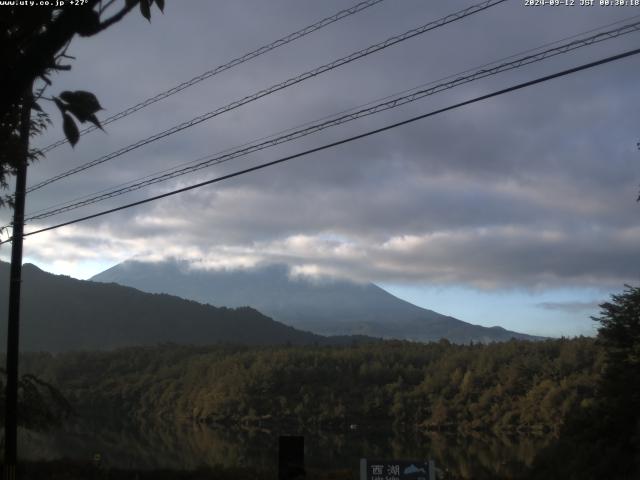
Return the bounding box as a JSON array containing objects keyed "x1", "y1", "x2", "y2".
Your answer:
[
  {"x1": 92, "y1": 260, "x2": 541, "y2": 343},
  {"x1": 0, "y1": 262, "x2": 363, "y2": 352}
]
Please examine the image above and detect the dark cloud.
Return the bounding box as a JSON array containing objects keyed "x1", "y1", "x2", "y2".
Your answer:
[{"x1": 1, "y1": 0, "x2": 638, "y2": 293}]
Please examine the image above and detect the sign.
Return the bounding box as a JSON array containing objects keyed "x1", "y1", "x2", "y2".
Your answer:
[{"x1": 360, "y1": 459, "x2": 435, "y2": 480}]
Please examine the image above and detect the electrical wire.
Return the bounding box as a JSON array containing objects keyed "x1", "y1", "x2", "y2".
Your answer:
[
  {"x1": 27, "y1": 0, "x2": 507, "y2": 193},
  {"x1": 4, "y1": 46, "x2": 638, "y2": 245},
  {"x1": 23, "y1": 19, "x2": 640, "y2": 222},
  {"x1": 25, "y1": 12, "x2": 640, "y2": 219},
  {"x1": 38, "y1": 0, "x2": 387, "y2": 153}
]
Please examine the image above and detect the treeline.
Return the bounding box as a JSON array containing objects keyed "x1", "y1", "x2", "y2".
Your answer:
[{"x1": 21, "y1": 337, "x2": 601, "y2": 433}]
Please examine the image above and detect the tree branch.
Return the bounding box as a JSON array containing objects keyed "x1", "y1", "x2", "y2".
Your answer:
[
  {"x1": 0, "y1": 2, "x2": 101, "y2": 116},
  {"x1": 99, "y1": 0, "x2": 118, "y2": 15},
  {"x1": 94, "y1": 0, "x2": 139, "y2": 34}
]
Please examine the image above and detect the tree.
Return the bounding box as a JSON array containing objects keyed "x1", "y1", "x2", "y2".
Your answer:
[
  {"x1": 0, "y1": 368, "x2": 73, "y2": 430},
  {"x1": 593, "y1": 285, "x2": 640, "y2": 461},
  {"x1": 595, "y1": 285, "x2": 640, "y2": 377},
  {"x1": 529, "y1": 286, "x2": 640, "y2": 479},
  {"x1": 0, "y1": 0, "x2": 165, "y2": 205},
  {"x1": 1, "y1": 2, "x2": 165, "y2": 474}
]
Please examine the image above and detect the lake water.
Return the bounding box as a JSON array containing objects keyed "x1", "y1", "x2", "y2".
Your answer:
[{"x1": 17, "y1": 421, "x2": 551, "y2": 479}]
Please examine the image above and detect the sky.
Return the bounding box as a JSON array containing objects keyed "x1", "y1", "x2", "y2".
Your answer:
[{"x1": 1, "y1": 0, "x2": 639, "y2": 337}]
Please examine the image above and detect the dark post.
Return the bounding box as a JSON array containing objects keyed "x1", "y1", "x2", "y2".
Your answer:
[
  {"x1": 278, "y1": 435, "x2": 305, "y2": 480},
  {"x1": 4, "y1": 83, "x2": 32, "y2": 480}
]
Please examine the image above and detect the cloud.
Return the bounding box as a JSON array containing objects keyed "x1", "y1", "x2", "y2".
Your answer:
[
  {"x1": 19, "y1": 216, "x2": 640, "y2": 290},
  {"x1": 538, "y1": 301, "x2": 602, "y2": 313},
  {"x1": 1, "y1": 0, "x2": 638, "y2": 296}
]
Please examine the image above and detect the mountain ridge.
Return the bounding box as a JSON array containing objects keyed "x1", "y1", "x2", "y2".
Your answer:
[
  {"x1": 0, "y1": 261, "x2": 376, "y2": 352},
  {"x1": 92, "y1": 259, "x2": 542, "y2": 343}
]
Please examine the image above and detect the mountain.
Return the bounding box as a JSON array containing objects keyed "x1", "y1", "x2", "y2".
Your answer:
[
  {"x1": 92, "y1": 260, "x2": 541, "y2": 343},
  {"x1": 0, "y1": 262, "x2": 370, "y2": 352}
]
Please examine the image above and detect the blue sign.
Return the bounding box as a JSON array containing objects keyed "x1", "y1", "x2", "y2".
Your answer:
[{"x1": 360, "y1": 459, "x2": 435, "y2": 480}]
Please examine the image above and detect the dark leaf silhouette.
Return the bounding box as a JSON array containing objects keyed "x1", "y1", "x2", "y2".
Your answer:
[
  {"x1": 53, "y1": 97, "x2": 65, "y2": 113},
  {"x1": 58, "y1": 90, "x2": 103, "y2": 126},
  {"x1": 155, "y1": 0, "x2": 165, "y2": 13},
  {"x1": 87, "y1": 113, "x2": 104, "y2": 131},
  {"x1": 59, "y1": 90, "x2": 102, "y2": 114},
  {"x1": 140, "y1": 0, "x2": 151, "y2": 21},
  {"x1": 62, "y1": 113, "x2": 79, "y2": 147}
]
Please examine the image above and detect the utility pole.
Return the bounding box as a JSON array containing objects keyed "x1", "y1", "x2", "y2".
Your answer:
[{"x1": 4, "y1": 82, "x2": 32, "y2": 480}]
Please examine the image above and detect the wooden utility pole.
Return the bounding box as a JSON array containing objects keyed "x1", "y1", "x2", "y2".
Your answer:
[{"x1": 4, "y1": 83, "x2": 32, "y2": 480}]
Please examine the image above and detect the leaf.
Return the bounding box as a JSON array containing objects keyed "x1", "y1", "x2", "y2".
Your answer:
[
  {"x1": 140, "y1": 0, "x2": 151, "y2": 21},
  {"x1": 62, "y1": 113, "x2": 79, "y2": 147},
  {"x1": 60, "y1": 90, "x2": 102, "y2": 113},
  {"x1": 59, "y1": 91, "x2": 103, "y2": 123},
  {"x1": 53, "y1": 97, "x2": 66, "y2": 113},
  {"x1": 32, "y1": 102, "x2": 43, "y2": 113},
  {"x1": 58, "y1": 91, "x2": 74, "y2": 102},
  {"x1": 87, "y1": 113, "x2": 104, "y2": 131},
  {"x1": 155, "y1": 0, "x2": 165, "y2": 12}
]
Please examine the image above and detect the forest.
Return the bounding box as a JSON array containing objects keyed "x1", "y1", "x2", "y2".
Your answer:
[
  {"x1": 4, "y1": 286, "x2": 639, "y2": 479},
  {"x1": 20, "y1": 338, "x2": 600, "y2": 433},
  {"x1": 0, "y1": 337, "x2": 634, "y2": 479}
]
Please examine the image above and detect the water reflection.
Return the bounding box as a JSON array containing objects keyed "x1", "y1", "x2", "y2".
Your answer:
[{"x1": 18, "y1": 421, "x2": 551, "y2": 479}]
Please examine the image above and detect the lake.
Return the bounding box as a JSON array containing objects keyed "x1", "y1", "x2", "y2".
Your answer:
[{"x1": 16, "y1": 420, "x2": 551, "y2": 479}]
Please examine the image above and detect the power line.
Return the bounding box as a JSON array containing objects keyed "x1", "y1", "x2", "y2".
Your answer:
[
  {"x1": 23, "y1": 19, "x2": 640, "y2": 222},
  {"x1": 26, "y1": 0, "x2": 507, "y2": 193},
  {"x1": 5, "y1": 46, "x2": 638, "y2": 245},
  {"x1": 38, "y1": 0, "x2": 387, "y2": 154},
  {"x1": 25, "y1": 13, "x2": 640, "y2": 220}
]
